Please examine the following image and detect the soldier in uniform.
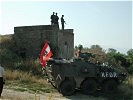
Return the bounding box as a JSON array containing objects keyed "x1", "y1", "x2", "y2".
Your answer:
[
  {"x1": 61, "y1": 15, "x2": 66, "y2": 30},
  {"x1": 50, "y1": 12, "x2": 55, "y2": 25},
  {"x1": 55, "y1": 13, "x2": 59, "y2": 28}
]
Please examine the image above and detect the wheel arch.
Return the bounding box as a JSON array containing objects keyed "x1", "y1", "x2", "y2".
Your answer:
[
  {"x1": 59, "y1": 76, "x2": 76, "y2": 87},
  {"x1": 59, "y1": 78, "x2": 76, "y2": 96},
  {"x1": 80, "y1": 77, "x2": 98, "y2": 88},
  {"x1": 102, "y1": 78, "x2": 118, "y2": 93}
]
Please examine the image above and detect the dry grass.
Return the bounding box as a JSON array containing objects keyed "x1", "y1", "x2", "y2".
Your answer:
[
  {"x1": 5, "y1": 69, "x2": 47, "y2": 84},
  {"x1": 4, "y1": 69, "x2": 56, "y2": 95}
]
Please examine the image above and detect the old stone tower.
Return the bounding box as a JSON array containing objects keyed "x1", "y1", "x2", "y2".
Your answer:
[{"x1": 14, "y1": 25, "x2": 74, "y2": 59}]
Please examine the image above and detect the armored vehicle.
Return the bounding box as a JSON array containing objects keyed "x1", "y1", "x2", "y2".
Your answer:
[{"x1": 44, "y1": 53, "x2": 127, "y2": 96}]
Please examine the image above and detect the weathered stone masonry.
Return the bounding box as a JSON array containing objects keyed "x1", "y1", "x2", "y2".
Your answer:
[{"x1": 14, "y1": 25, "x2": 74, "y2": 59}]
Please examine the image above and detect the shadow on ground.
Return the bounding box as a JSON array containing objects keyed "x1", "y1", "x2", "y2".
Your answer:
[{"x1": 65, "y1": 84, "x2": 133, "y2": 100}]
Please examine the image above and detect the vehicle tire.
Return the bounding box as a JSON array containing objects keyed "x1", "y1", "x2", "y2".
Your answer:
[
  {"x1": 59, "y1": 80, "x2": 76, "y2": 96},
  {"x1": 103, "y1": 79, "x2": 117, "y2": 93},
  {"x1": 81, "y1": 79, "x2": 97, "y2": 95}
]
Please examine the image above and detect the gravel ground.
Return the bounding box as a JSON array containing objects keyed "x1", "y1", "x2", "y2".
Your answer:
[{"x1": 0, "y1": 88, "x2": 107, "y2": 100}]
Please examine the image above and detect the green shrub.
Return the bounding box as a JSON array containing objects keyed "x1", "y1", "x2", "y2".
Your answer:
[
  {"x1": 13, "y1": 59, "x2": 42, "y2": 75},
  {"x1": 0, "y1": 49, "x2": 20, "y2": 66},
  {"x1": 0, "y1": 35, "x2": 13, "y2": 49},
  {"x1": 0, "y1": 48, "x2": 42, "y2": 76},
  {"x1": 128, "y1": 64, "x2": 133, "y2": 74}
]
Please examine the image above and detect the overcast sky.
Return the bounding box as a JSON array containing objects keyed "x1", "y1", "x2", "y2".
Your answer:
[{"x1": 1, "y1": 1, "x2": 132, "y2": 53}]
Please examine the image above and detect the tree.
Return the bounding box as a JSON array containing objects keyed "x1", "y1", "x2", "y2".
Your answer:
[
  {"x1": 108, "y1": 48, "x2": 117, "y2": 54},
  {"x1": 126, "y1": 49, "x2": 133, "y2": 66},
  {"x1": 106, "y1": 49, "x2": 131, "y2": 69},
  {"x1": 89, "y1": 45, "x2": 106, "y2": 64},
  {"x1": 90, "y1": 45, "x2": 102, "y2": 50},
  {"x1": 106, "y1": 49, "x2": 119, "y2": 67},
  {"x1": 127, "y1": 49, "x2": 133, "y2": 74},
  {"x1": 114, "y1": 53, "x2": 130, "y2": 68},
  {"x1": 127, "y1": 49, "x2": 133, "y2": 58}
]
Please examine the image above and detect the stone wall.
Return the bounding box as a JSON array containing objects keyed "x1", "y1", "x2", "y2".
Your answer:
[{"x1": 14, "y1": 25, "x2": 74, "y2": 59}]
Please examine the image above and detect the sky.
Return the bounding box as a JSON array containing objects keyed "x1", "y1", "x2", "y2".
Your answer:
[{"x1": 0, "y1": 0, "x2": 132, "y2": 54}]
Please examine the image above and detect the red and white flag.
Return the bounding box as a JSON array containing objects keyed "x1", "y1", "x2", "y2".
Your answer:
[{"x1": 40, "y1": 41, "x2": 53, "y2": 67}]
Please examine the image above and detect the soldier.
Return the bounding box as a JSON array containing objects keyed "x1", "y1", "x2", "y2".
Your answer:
[
  {"x1": 61, "y1": 15, "x2": 66, "y2": 30},
  {"x1": 50, "y1": 12, "x2": 55, "y2": 25},
  {"x1": 0, "y1": 64, "x2": 5, "y2": 97},
  {"x1": 55, "y1": 13, "x2": 59, "y2": 28}
]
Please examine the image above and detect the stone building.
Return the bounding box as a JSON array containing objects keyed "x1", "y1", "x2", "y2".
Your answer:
[{"x1": 14, "y1": 25, "x2": 74, "y2": 59}]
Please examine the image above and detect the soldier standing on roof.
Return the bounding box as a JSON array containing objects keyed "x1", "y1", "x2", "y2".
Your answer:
[
  {"x1": 50, "y1": 12, "x2": 55, "y2": 25},
  {"x1": 61, "y1": 15, "x2": 66, "y2": 30},
  {"x1": 55, "y1": 13, "x2": 59, "y2": 28}
]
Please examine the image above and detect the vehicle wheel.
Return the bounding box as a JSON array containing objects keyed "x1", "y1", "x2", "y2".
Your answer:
[
  {"x1": 103, "y1": 79, "x2": 117, "y2": 93},
  {"x1": 59, "y1": 80, "x2": 76, "y2": 96},
  {"x1": 81, "y1": 79, "x2": 97, "y2": 95}
]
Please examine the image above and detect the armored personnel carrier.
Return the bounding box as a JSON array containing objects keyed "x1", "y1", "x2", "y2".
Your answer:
[{"x1": 43, "y1": 53, "x2": 127, "y2": 96}]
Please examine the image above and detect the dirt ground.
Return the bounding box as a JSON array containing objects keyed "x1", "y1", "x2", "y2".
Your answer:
[{"x1": 0, "y1": 88, "x2": 107, "y2": 100}]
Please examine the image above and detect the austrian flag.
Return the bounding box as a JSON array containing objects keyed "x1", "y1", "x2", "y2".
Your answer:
[{"x1": 40, "y1": 42, "x2": 53, "y2": 67}]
